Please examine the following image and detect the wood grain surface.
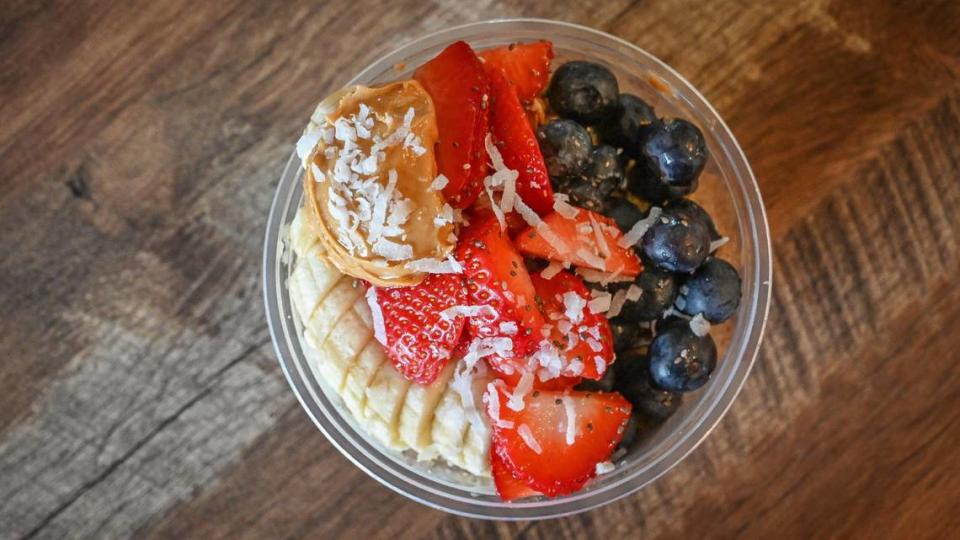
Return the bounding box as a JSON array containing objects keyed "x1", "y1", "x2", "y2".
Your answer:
[{"x1": 2, "y1": 0, "x2": 960, "y2": 538}]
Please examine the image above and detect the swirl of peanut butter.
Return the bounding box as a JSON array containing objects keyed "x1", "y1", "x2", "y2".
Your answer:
[{"x1": 300, "y1": 81, "x2": 455, "y2": 286}]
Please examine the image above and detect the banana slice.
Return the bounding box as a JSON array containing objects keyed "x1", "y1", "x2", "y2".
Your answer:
[
  {"x1": 398, "y1": 362, "x2": 455, "y2": 452},
  {"x1": 287, "y1": 206, "x2": 491, "y2": 477}
]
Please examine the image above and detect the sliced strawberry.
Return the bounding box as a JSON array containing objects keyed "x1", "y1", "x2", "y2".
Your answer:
[
  {"x1": 480, "y1": 40, "x2": 554, "y2": 103},
  {"x1": 455, "y1": 213, "x2": 545, "y2": 358},
  {"x1": 491, "y1": 446, "x2": 542, "y2": 502},
  {"x1": 375, "y1": 273, "x2": 467, "y2": 384},
  {"x1": 484, "y1": 66, "x2": 554, "y2": 215},
  {"x1": 515, "y1": 209, "x2": 642, "y2": 276},
  {"x1": 487, "y1": 388, "x2": 632, "y2": 497},
  {"x1": 531, "y1": 269, "x2": 614, "y2": 380},
  {"x1": 414, "y1": 41, "x2": 490, "y2": 208},
  {"x1": 490, "y1": 366, "x2": 581, "y2": 391}
]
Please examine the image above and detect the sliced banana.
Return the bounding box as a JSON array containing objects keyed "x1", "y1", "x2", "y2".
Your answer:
[{"x1": 288, "y1": 207, "x2": 491, "y2": 478}]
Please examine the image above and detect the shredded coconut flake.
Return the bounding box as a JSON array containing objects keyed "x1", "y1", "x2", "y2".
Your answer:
[
  {"x1": 507, "y1": 371, "x2": 534, "y2": 411},
  {"x1": 372, "y1": 237, "x2": 412, "y2": 261},
  {"x1": 588, "y1": 213, "x2": 610, "y2": 258},
  {"x1": 562, "y1": 292, "x2": 587, "y2": 324},
  {"x1": 710, "y1": 236, "x2": 730, "y2": 253},
  {"x1": 595, "y1": 461, "x2": 615, "y2": 474},
  {"x1": 540, "y1": 261, "x2": 563, "y2": 280},
  {"x1": 588, "y1": 292, "x2": 612, "y2": 314},
  {"x1": 626, "y1": 284, "x2": 643, "y2": 302},
  {"x1": 440, "y1": 305, "x2": 497, "y2": 321},
  {"x1": 689, "y1": 313, "x2": 711, "y2": 337},
  {"x1": 562, "y1": 395, "x2": 577, "y2": 445},
  {"x1": 553, "y1": 194, "x2": 581, "y2": 219},
  {"x1": 576, "y1": 248, "x2": 607, "y2": 271},
  {"x1": 517, "y1": 423, "x2": 543, "y2": 455},
  {"x1": 619, "y1": 206, "x2": 662, "y2": 247},
  {"x1": 499, "y1": 321, "x2": 518, "y2": 335},
  {"x1": 607, "y1": 288, "x2": 629, "y2": 318},
  {"x1": 405, "y1": 256, "x2": 462, "y2": 274},
  {"x1": 576, "y1": 267, "x2": 633, "y2": 284},
  {"x1": 365, "y1": 287, "x2": 387, "y2": 346},
  {"x1": 296, "y1": 129, "x2": 322, "y2": 163},
  {"x1": 594, "y1": 356, "x2": 606, "y2": 375},
  {"x1": 485, "y1": 381, "x2": 514, "y2": 429},
  {"x1": 429, "y1": 174, "x2": 449, "y2": 191}
]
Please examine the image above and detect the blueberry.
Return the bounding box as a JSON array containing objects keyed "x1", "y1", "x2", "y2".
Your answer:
[
  {"x1": 629, "y1": 119, "x2": 708, "y2": 203},
  {"x1": 604, "y1": 196, "x2": 646, "y2": 232},
  {"x1": 648, "y1": 319, "x2": 717, "y2": 392},
  {"x1": 615, "y1": 266, "x2": 679, "y2": 321},
  {"x1": 537, "y1": 119, "x2": 592, "y2": 179},
  {"x1": 610, "y1": 318, "x2": 641, "y2": 353},
  {"x1": 679, "y1": 258, "x2": 742, "y2": 323},
  {"x1": 547, "y1": 61, "x2": 619, "y2": 125},
  {"x1": 665, "y1": 198, "x2": 720, "y2": 240},
  {"x1": 575, "y1": 365, "x2": 616, "y2": 392},
  {"x1": 585, "y1": 144, "x2": 626, "y2": 188},
  {"x1": 597, "y1": 94, "x2": 659, "y2": 155},
  {"x1": 613, "y1": 349, "x2": 682, "y2": 420},
  {"x1": 641, "y1": 206, "x2": 711, "y2": 273}
]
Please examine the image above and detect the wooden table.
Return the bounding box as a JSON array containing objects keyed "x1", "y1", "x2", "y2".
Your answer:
[{"x1": 2, "y1": 1, "x2": 959, "y2": 538}]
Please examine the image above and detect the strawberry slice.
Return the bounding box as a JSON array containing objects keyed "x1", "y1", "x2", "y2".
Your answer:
[
  {"x1": 485, "y1": 66, "x2": 554, "y2": 215},
  {"x1": 515, "y1": 209, "x2": 642, "y2": 276},
  {"x1": 414, "y1": 41, "x2": 490, "y2": 208},
  {"x1": 531, "y1": 269, "x2": 614, "y2": 380},
  {"x1": 486, "y1": 388, "x2": 632, "y2": 496},
  {"x1": 375, "y1": 273, "x2": 467, "y2": 384},
  {"x1": 491, "y1": 446, "x2": 541, "y2": 502},
  {"x1": 480, "y1": 40, "x2": 554, "y2": 103},
  {"x1": 455, "y1": 213, "x2": 545, "y2": 358}
]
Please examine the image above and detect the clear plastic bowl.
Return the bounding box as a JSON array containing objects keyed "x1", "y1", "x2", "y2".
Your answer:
[{"x1": 263, "y1": 18, "x2": 772, "y2": 520}]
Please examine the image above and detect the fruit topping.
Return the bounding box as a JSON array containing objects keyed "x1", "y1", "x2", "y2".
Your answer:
[
  {"x1": 597, "y1": 94, "x2": 660, "y2": 155},
  {"x1": 614, "y1": 350, "x2": 682, "y2": 420},
  {"x1": 677, "y1": 257, "x2": 742, "y2": 323},
  {"x1": 610, "y1": 266, "x2": 679, "y2": 322},
  {"x1": 515, "y1": 208, "x2": 642, "y2": 276},
  {"x1": 485, "y1": 387, "x2": 632, "y2": 496},
  {"x1": 647, "y1": 318, "x2": 717, "y2": 392},
  {"x1": 372, "y1": 273, "x2": 468, "y2": 384},
  {"x1": 455, "y1": 213, "x2": 545, "y2": 358},
  {"x1": 485, "y1": 66, "x2": 555, "y2": 215},
  {"x1": 547, "y1": 61, "x2": 620, "y2": 125},
  {"x1": 640, "y1": 205, "x2": 711, "y2": 273},
  {"x1": 628, "y1": 118, "x2": 708, "y2": 203},
  {"x1": 530, "y1": 269, "x2": 615, "y2": 381},
  {"x1": 536, "y1": 119, "x2": 593, "y2": 180},
  {"x1": 554, "y1": 144, "x2": 625, "y2": 214},
  {"x1": 491, "y1": 446, "x2": 542, "y2": 501},
  {"x1": 479, "y1": 40, "x2": 554, "y2": 103},
  {"x1": 414, "y1": 41, "x2": 490, "y2": 208}
]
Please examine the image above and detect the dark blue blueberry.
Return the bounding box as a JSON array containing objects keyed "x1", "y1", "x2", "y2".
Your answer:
[
  {"x1": 613, "y1": 350, "x2": 682, "y2": 420},
  {"x1": 553, "y1": 144, "x2": 625, "y2": 213},
  {"x1": 575, "y1": 365, "x2": 616, "y2": 392},
  {"x1": 615, "y1": 266, "x2": 679, "y2": 321},
  {"x1": 536, "y1": 119, "x2": 592, "y2": 180},
  {"x1": 665, "y1": 198, "x2": 721, "y2": 240},
  {"x1": 648, "y1": 318, "x2": 717, "y2": 392},
  {"x1": 585, "y1": 144, "x2": 626, "y2": 188},
  {"x1": 605, "y1": 196, "x2": 646, "y2": 232},
  {"x1": 598, "y1": 94, "x2": 659, "y2": 156},
  {"x1": 547, "y1": 61, "x2": 619, "y2": 125},
  {"x1": 610, "y1": 317, "x2": 641, "y2": 353},
  {"x1": 641, "y1": 206, "x2": 711, "y2": 273},
  {"x1": 679, "y1": 258, "x2": 742, "y2": 323},
  {"x1": 628, "y1": 119, "x2": 708, "y2": 203}
]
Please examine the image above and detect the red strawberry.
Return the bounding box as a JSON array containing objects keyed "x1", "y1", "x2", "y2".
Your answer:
[
  {"x1": 491, "y1": 446, "x2": 541, "y2": 502},
  {"x1": 375, "y1": 273, "x2": 467, "y2": 384},
  {"x1": 530, "y1": 269, "x2": 615, "y2": 380},
  {"x1": 489, "y1": 366, "x2": 582, "y2": 391},
  {"x1": 486, "y1": 388, "x2": 632, "y2": 497},
  {"x1": 455, "y1": 213, "x2": 545, "y2": 358},
  {"x1": 480, "y1": 40, "x2": 554, "y2": 103},
  {"x1": 414, "y1": 41, "x2": 490, "y2": 208},
  {"x1": 485, "y1": 66, "x2": 554, "y2": 215},
  {"x1": 514, "y1": 209, "x2": 642, "y2": 276}
]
